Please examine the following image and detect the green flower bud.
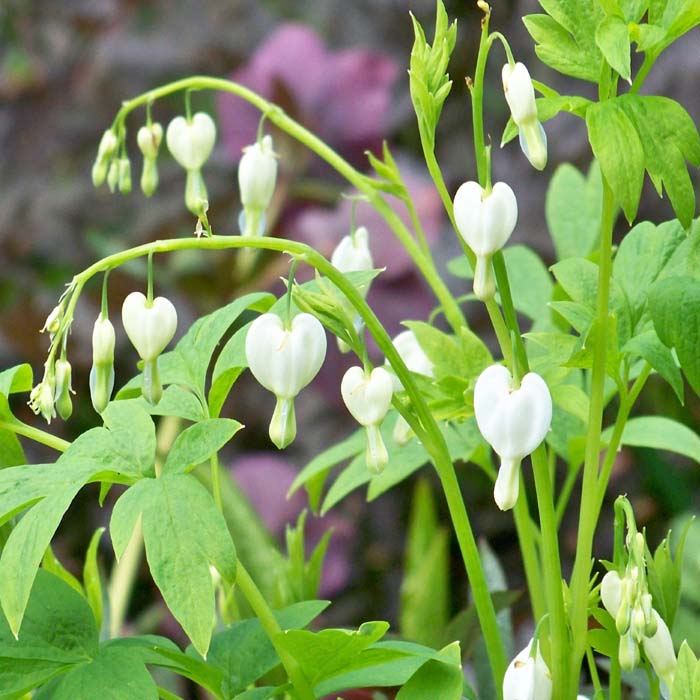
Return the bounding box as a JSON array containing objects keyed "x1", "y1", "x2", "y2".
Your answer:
[
  {"x1": 54, "y1": 359, "x2": 74, "y2": 421},
  {"x1": 137, "y1": 123, "x2": 163, "y2": 160},
  {"x1": 185, "y1": 169, "x2": 209, "y2": 216},
  {"x1": 140, "y1": 158, "x2": 159, "y2": 197},
  {"x1": 118, "y1": 157, "x2": 132, "y2": 194},
  {"x1": 619, "y1": 631, "x2": 640, "y2": 672},
  {"x1": 90, "y1": 314, "x2": 116, "y2": 414},
  {"x1": 41, "y1": 305, "x2": 62, "y2": 335},
  {"x1": 107, "y1": 159, "x2": 120, "y2": 193},
  {"x1": 29, "y1": 374, "x2": 56, "y2": 424},
  {"x1": 92, "y1": 129, "x2": 119, "y2": 187}
]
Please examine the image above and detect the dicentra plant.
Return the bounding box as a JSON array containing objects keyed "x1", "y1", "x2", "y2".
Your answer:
[{"x1": 2, "y1": 1, "x2": 700, "y2": 698}]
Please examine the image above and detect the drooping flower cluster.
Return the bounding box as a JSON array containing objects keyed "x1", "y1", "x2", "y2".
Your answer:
[
  {"x1": 473, "y1": 364, "x2": 552, "y2": 510},
  {"x1": 600, "y1": 529, "x2": 677, "y2": 693}
]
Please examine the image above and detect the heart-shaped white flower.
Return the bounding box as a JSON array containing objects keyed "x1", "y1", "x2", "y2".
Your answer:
[
  {"x1": 474, "y1": 364, "x2": 551, "y2": 510},
  {"x1": 453, "y1": 181, "x2": 518, "y2": 258},
  {"x1": 245, "y1": 312, "x2": 327, "y2": 399},
  {"x1": 166, "y1": 113, "x2": 216, "y2": 171},
  {"x1": 503, "y1": 640, "x2": 552, "y2": 700},
  {"x1": 121, "y1": 292, "x2": 178, "y2": 363},
  {"x1": 388, "y1": 329, "x2": 434, "y2": 392},
  {"x1": 331, "y1": 226, "x2": 374, "y2": 275},
  {"x1": 137, "y1": 122, "x2": 163, "y2": 159},
  {"x1": 341, "y1": 366, "x2": 393, "y2": 427}
]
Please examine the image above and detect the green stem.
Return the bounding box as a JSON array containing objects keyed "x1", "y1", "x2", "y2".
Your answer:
[
  {"x1": 531, "y1": 445, "x2": 569, "y2": 698},
  {"x1": 112, "y1": 76, "x2": 466, "y2": 335},
  {"x1": 629, "y1": 52, "x2": 658, "y2": 95},
  {"x1": 594, "y1": 364, "x2": 651, "y2": 512},
  {"x1": 568, "y1": 178, "x2": 616, "y2": 693},
  {"x1": 555, "y1": 460, "x2": 582, "y2": 529},
  {"x1": 512, "y1": 485, "x2": 545, "y2": 621},
  {"x1": 108, "y1": 516, "x2": 144, "y2": 638},
  {"x1": 609, "y1": 654, "x2": 622, "y2": 700},
  {"x1": 0, "y1": 419, "x2": 70, "y2": 452},
  {"x1": 236, "y1": 562, "x2": 315, "y2": 700},
  {"x1": 64, "y1": 231, "x2": 507, "y2": 693}
]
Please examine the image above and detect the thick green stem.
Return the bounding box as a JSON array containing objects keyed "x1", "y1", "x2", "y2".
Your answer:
[
  {"x1": 531, "y1": 445, "x2": 569, "y2": 699},
  {"x1": 235, "y1": 562, "x2": 315, "y2": 700},
  {"x1": 0, "y1": 419, "x2": 71, "y2": 453},
  {"x1": 568, "y1": 179, "x2": 616, "y2": 692},
  {"x1": 512, "y1": 485, "x2": 545, "y2": 621}
]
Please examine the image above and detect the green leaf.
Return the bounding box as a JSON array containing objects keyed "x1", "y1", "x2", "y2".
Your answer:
[
  {"x1": 395, "y1": 652, "x2": 463, "y2": 700},
  {"x1": 49, "y1": 646, "x2": 157, "y2": 700},
  {"x1": 101, "y1": 401, "x2": 156, "y2": 478},
  {"x1": 551, "y1": 383, "x2": 590, "y2": 424},
  {"x1": 621, "y1": 330, "x2": 683, "y2": 404},
  {"x1": 649, "y1": 276, "x2": 700, "y2": 396},
  {"x1": 400, "y1": 479, "x2": 449, "y2": 649},
  {"x1": 586, "y1": 99, "x2": 645, "y2": 222},
  {"x1": 595, "y1": 16, "x2": 631, "y2": 81},
  {"x1": 206, "y1": 600, "x2": 328, "y2": 696},
  {"x1": 545, "y1": 162, "x2": 602, "y2": 261},
  {"x1": 276, "y1": 621, "x2": 389, "y2": 689},
  {"x1": 613, "y1": 219, "x2": 686, "y2": 326},
  {"x1": 523, "y1": 13, "x2": 602, "y2": 82},
  {"x1": 601, "y1": 416, "x2": 700, "y2": 463},
  {"x1": 672, "y1": 641, "x2": 697, "y2": 700},
  {"x1": 110, "y1": 474, "x2": 237, "y2": 656},
  {"x1": 162, "y1": 418, "x2": 242, "y2": 475},
  {"x1": 209, "y1": 322, "x2": 249, "y2": 418},
  {"x1": 83, "y1": 528, "x2": 105, "y2": 634},
  {"x1": 0, "y1": 463, "x2": 95, "y2": 637},
  {"x1": 0, "y1": 365, "x2": 32, "y2": 396},
  {"x1": 402, "y1": 322, "x2": 463, "y2": 379},
  {"x1": 617, "y1": 95, "x2": 700, "y2": 228},
  {"x1": 146, "y1": 384, "x2": 207, "y2": 422},
  {"x1": 0, "y1": 396, "x2": 25, "y2": 469},
  {"x1": 502, "y1": 245, "x2": 554, "y2": 321}
]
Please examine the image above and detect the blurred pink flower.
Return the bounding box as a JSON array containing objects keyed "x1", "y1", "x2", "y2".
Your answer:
[
  {"x1": 217, "y1": 23, "x2": 399, "y2": 162},
  {"x1": 231, "y1": 453, "x2": 355, "y2": 597}
]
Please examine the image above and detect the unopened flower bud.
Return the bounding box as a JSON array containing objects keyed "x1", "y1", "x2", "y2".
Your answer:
[
  {"x1": 141, "y1": 158, "x2": 159, "y2": 198},
  {"x1": 619, "y1": 631, "x2": 640, "y2": 671},
  {"x1": 601, "y1": 570, "x2": 623, "y2": 617},
  {"x1": 92, "y1": 129, "x2": 119, "y2": 187},
  {"x1": 90, "y1": 314, "x2": 116, "y2": 414},
  {"x1": 41, "y1": 305, "x2": 62, "y2": 335},
  {"x1": 616, "y1": 596, "x2": 632, "y2": 636},
  {"x1": 245, "y1": 312, "x2": 327, "y2": 449},
  {"x1": 503, "y1": 640, "x2": 552, "y2": 700},
  {"x1": 331, "y1": 226, "x2": 374, "y2": 281},
  {"x1": 238, "y1": 134, "x2": 278, "y2": 214},
  {"x1": 185, "y1": 170, "x2": 209, "y2": 216},
  {"x1": 642, "y1": 594, "x2": 657, "y2": 637},
  {"x1": 631, "y1": 604, "x2": 647, "y2": 642},
  {"x1": 642, "y1": 611, "x2": 676, "y2": 689},
  {"x1": 54, "y1": 358, "x2": 74, "y2": 421},
  {"x1": 29, "y1": 376, "x2": 56, "y2": 424},
  {"x1": 502, "y1": 62, "x2": 547, "y2": 170},
  {"x1": 341, "y1": 366, "x2": 393, "y2": 474},
  {"x1": 453, "y1": 181, "x2": 518, "y2": 300},
  {"x1": 166, "y1": 113, "x2": 216, "y2": 171},
  {"x1": 474, "y1": 364, "x2": 551, "y2": 510},
  {"x1": 137, "y1": 123, "x2": 163, "y2": 160},
  {"x1": 118, "y1": 157, "x2": 132, "y2": 194},
  {"x1": 107, "y1": 159, "x2": 120, "y2": 193}
]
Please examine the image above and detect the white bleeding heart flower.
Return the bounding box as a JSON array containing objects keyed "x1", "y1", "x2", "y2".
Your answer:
[
  {"x1": 245, "y1": 312, "x2": 327, "y2": 449},
  {"x1": 601, "y1": 570, "x2": 623, "y2": 617},
  {"x1": 503, "y1": 639, "x2": 552, "y2": 700},
  {"x1": 166, "y1": 113, "x2": 216, "y2": 171},
  {"x1": 502, "y1": 62, "x2": 547, "y2": 171},
  {"x1": 238, "y1": 134, "x2": 278, "y2": 215},
  {"x1": 388, "y1": 329, "x2": 434, "y2": 392},
  {"x1": 453, "y1": 181, "x2": 518, "y2": 300},
  {"x1": 642, "y1": 610, "x2": 676, "y2": 693},
  {"x1": 474, "y1": 364, "x2": 552, "y2": 510},
  {"x1": 331, "y1": 226, "x2": 374, "y2": 277},
  {"x1": 137, "y1": 122, "x2": 163, "y2": 160},
  {"x1": 122, "y1": 292, "x2": 178, "y2": 362},
  {"x1": 341, "y1": 366, "x2": 394, "y2": 473}
]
